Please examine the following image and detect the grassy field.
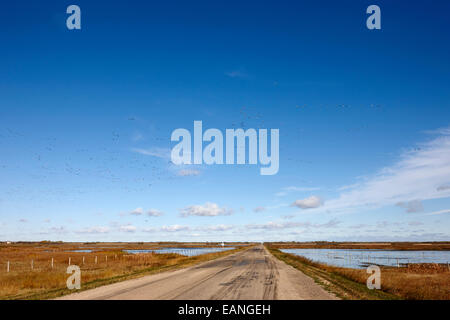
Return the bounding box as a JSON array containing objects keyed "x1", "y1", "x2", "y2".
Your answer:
[
  {"x1": 267, "y1": 246, "x2": 450, "y2": 300},
  {"x1": 0, "y1": 242, "x2": 248, "y2": 300}
]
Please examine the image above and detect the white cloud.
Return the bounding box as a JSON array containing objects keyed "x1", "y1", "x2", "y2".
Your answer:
[
  {"x1": 177, "y1": 169, "x2": 200, "y2": 176},
  {"x1": 161, "y1": 225, "x2": 190, "y2": 232},
  {"x1": 246, "y1": 222, "x2": 288, "y2": 230},
  {"x1": 126, "y1": 208, "x2": 163, "y2": 217},
  {"x1": 315, "y1": 218, "x2": 341, "y2": 228},
  {"x1": 119, "y1": 225, "x2": 137, "y2": 233},
  {"x1": 291, "y1": 196, "x2": 323, "y2": 209},
  {"x1": 275, "y1": 192, "x2": 287, "y2": 197},
  {"x1": 424, "y1": 209, "x2": 450, "y2": 216},
  {"x1": 246, "y1": 221, "x2": 311, "y2": 230},
  {"x1": 180, "y1": 202, "x2": 233, "y2": 217},
  {"x1": 130, "y1": 207, "x2": 144, "y2": 216},
  {"x1": 39, "y1": 226, "x2": 68, "y2": 235},
  {"x1": 146, "y1": 224, "x2": 233, "y2": 233},
  {"x1": 132, "y1": 132, "x2": 144, "y2": 142},
  {"x1": 48, "y1": 226, "x2": 67, "y2": 234},
  {"x1": 349, "y1": 223, "x2": 369, "y2": 229},
  {"x1": 131, "y1": 147, "x2": 170, "y2": 159},
  {"x1": 286, "y1": 186, "x2": 320, "y2": 192},
  {"x1": 253, "y1": 206, "x2": 266, "y2": 213},
  {"x1": 396, "y1": 200, "x2": 424, "y2": 213},
  {"x1": 320, "y1": 129, "x2": 450, "y2": 214},
  {"x1": 246, "y1": 219, "x2": 340, "y2": 231},
  {"x1": 276, "y1": 186, "x2": 320, "y2": 197},
  {"x1": 75, "y1": 226, "x2": 110, "y2": 234},
  {"x1": 200, "y1": 224, "x2": 234, "y2": 232},
  {"x1": 147, "y1": 209, "x2": 163, "y2": 217}
]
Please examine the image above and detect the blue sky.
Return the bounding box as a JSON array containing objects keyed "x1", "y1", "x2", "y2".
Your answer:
[{"x1": 1, "y1": 0, "x2": 450, "y2": 242}]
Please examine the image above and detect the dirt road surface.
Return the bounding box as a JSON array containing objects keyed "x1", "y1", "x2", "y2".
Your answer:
[{"x1": 58, "y1": 245, "x2": 338, "y2": 300}]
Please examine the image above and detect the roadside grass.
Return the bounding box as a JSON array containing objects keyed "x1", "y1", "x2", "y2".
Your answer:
[
  {"x1": 267, "y1": 247, "x2": 396, "y2": 300},
  {"x1": 0, "y1": 243, "x2": 248, "y2": 300},
  {"x1": 267, "y1": 246, "x2": 449, "y2": 300}
]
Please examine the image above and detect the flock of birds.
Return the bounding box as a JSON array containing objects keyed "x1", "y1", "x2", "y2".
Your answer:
[{"x1": 0, "y1": 103, "x2": 385, "y2": 205}]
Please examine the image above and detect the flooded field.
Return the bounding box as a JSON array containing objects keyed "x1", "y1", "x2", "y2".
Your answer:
[
  {"x1": 0, "y1": 242, "x2": 245, "y2": 299},
  {"x1": 280, "y1": 248, "x2": 450, "y2": 269},
  {"x1": 125, "y1": 247, "x2": 234, "y2": 256}
]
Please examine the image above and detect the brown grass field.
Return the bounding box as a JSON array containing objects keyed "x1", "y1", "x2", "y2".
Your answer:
[
  {"x1": 0, "y1": 241, "x2": 248, "y2": 300},
  {"x1": 2, "y1": 241, "x2": 448, "y2": 300},
  {"x1": 267, "y1": 245, "x2": 450, "y2": 300}
]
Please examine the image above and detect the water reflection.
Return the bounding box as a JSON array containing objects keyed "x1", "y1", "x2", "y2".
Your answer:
[
  {"x1": 280, "y1": 248, "x2": 450, "y2": 269},
  {"x1": 125, "y1": 247, "x2": 234, "y2": 256}
]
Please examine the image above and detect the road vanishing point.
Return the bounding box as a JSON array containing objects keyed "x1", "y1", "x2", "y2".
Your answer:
[{"x1": 58, "y1": 245, "x2": 338, "y2": 300}]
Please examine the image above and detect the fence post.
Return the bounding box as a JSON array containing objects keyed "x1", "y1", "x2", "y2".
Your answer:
[
  {"x1": 82, "y1": 256, "x2": 85, "y2": 265},
  {"x1": 105, "y1": 256, "x2": 107, "y2": 264},
  {"x1": 51, "y1": 257, "x2": 54, "y2": 269},
  {"x1": 95, "y1": 256, "x2": 97, "y2": 264},
  {"x1": 31, "y1": 259, "x2": 34, "y2": 270},
  {"x1": 7, "y1": 261, "x2": 10, "y2": 273},
  {"x1": 69, "y1": 257, "x2": 71, "y2": 266}
]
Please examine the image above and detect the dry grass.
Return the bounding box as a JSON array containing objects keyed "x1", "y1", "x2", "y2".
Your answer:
[
  {"x1": 0, "y1": 242, "x2": 247, "y2": 300},
  {"x1": 267, "y1": 246, "x2": 450, "y2": 300},
  {"x1": 328, "y1": 263, "x2": 450, "y2": 300}
]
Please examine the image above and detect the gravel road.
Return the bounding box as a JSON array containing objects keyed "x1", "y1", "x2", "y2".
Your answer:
[{"x1": 58, "y1": 245, "x2": 338, "y2": 300}]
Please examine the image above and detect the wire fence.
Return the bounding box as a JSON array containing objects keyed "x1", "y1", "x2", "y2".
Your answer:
[
  {"x1": 0, "y1": 247, "x2": 235, "y2": 274},
  {"x1": 1, "y1": 254, "x2": 123, "y2": 273}
]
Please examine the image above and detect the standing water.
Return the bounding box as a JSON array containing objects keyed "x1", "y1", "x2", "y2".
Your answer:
[
  {"x1": 125, "y1": 247, "x2": 234, "y2": 257},
  {"x1": 280, "y1": 248, "x2": 450, "y2": 269}
]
